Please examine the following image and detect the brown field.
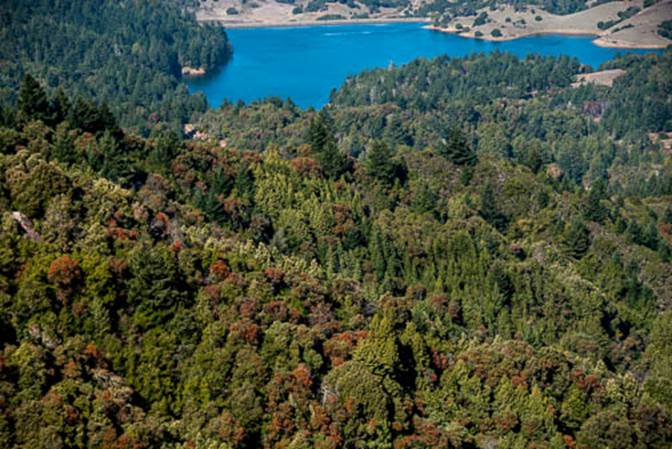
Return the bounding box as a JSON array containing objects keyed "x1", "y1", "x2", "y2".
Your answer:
[
  {"x1": 572, "y1": 69, "x2": 627, "y2": 87},
  {"x1": 430, "y1": 0, "x2": 672, "y2": 49},
  {"x1": 195, "y1": 0, "x2": 425, "y2": 27},
  {"x1": 195, "y1": 0, "x2": 672, "y2": 49}
]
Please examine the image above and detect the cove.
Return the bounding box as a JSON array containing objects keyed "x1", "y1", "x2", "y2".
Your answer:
[{"x1": 187, "y1": 22, "x2": 660, "y2": 109}]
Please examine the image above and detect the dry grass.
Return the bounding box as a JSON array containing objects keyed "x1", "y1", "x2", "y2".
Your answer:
[
  {"x1": 195, "y1": 0, "x2": 424, "y2": 27},
  {"x1": 432, "y1": 0, "x2": 672, "y2": 49},
  {"x1": 593, "y1": 0, "x2": 672, "y2": 48},
  {"x1": 195, "y1": 0, "x2": 672, "y2": 48},
  {"x1": 571, "y1": 68, "x2": 626, "y2": 87}
]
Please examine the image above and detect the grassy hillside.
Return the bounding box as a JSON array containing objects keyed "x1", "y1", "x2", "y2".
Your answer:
[{"x1": 195, "y1": 0, "x2": 672, "y2": 49}]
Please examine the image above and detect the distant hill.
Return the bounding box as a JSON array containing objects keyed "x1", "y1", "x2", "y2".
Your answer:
[
  {"x1": 194, "y1": 0, "x2": 672, "y2": 48},
  {"x1": 0, "y1": 0, "x2": 232, "y2": 131}
]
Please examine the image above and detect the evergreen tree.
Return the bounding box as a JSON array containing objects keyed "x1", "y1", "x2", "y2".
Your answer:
[
  {"x1": 383, "y1": 114, "x2": 412, "y2": 146},
  {"x1": 307, "y1": 109, "x2": 347, "y2": 179},
  {"x1": 438, "y1": 127, "x2": 476, "y2": 166},
  {"x1": 17, "y1": 74, "x2": 50, "y2": 123},
  {"x1": 69, "y1": 98, "x2": 118, "y2": 134},
  {"x1": 50, "y1": 87, "x2": 71, "y2": 124},
  {"x1": 564, "y1": 217, "x2": 591, "y2": 259},
  {"x1": 307, "y1": 109, "x2": 334, "y2": 153},
  {"x1": 641, "y1": 221, "x2": 661, "y2": 250},
  {"x1": 411, "y1": 181, "x2": 438, "y2": 214},
  {"x1": 664, "y1": 206, "x2": 672, "y2": 224},
  {"x1": 480, "y1": 183, "x2": 508, "y2": 232},
  {"x1": 583, "y1": 178, "x2": 609, "y2": 223},
  {"x1": 234, "y1": 165, "x2": 255, "y2": 199},
  {"x1": 365, "y1": 140, "x2": 406, "y2": 185},
  {"x1": 148, "y1": 129, "x2": 181, "y2": 172}
]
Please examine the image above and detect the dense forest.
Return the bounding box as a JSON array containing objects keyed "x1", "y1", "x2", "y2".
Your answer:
[
  {"x1": 1, "y1": 0, "x2": 672, "y2": 448},
  {"x1": 196, "y1": 51, "x2": 672, "y2": 196},
  {"x1": 0, "y1": 0, "x2": 231, "y2": 131},
  {"x1": 1, "y1": 49, "x2": 672, "y2": 447}
]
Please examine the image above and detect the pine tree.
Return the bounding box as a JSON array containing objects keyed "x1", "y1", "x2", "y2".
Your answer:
[
  {"x1": 234, "y1": 165, "x2": 255, "y2": 199},
  {"x1": 50, "y1": 87, "x2": 71, "y2": 124},
  {"x1": 439, "y1": 127, "x2": 476, "y2": 166},
  {"x1": 564, "y1": 217, "x2": 590, "y2": 259},
  {"x1": 18, "y1": 74, "x2": 50, "y2": 123},
  {"x1": 365, "y1": 140, "x2": 405, "y2": 185},
  {"x1": 307, "y1": 110, "x2": 331, "y2": 153},
  {"x1": 307, "y1": 109, "x2": 347, "y2": 179},
  {"x1": 411, "y1": 181, "x2": 438, "y2": 214},
  {"x1": 523, "y1": 144, "x2": 543, "y2": 174},
  {"x1": 480, "y1": 183, "x2": 508, "y2": 232},
  {"x1": 320, "y1": 137, "x2": 348, "y2": 180},
  {"x1": 664, "y1": 206, "x2": 672, "y2": 224},
  {"x1": 69, "y1": 98, "x2": 117, "y2": 134},
  {"x1": 94, "y1": 131, "x2": 128, "y2": 182},
  {"x1": 583, "y1": 178, "x2": 608, "y2": 223},
  {"x1": 383, "y1": 114, "x2": 412, "y2": 146}
]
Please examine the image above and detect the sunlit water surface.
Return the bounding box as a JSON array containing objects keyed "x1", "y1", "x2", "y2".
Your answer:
[{"x1": 187, "y1": 22, "x2": 661, "y2": 108}]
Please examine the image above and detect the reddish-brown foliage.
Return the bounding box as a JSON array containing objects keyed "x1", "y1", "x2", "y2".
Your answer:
[
  {"x1": 48, "y1": 255, "x2": 82, "y2": 303},
  {"x1": 48, "y1": 255, "x2": 81, "y2": 287},
  {"x1": 209, "y1": 260, "x2": 230, "y2": 281},
  {"x1": 264, "y1": 267, "x2": 285, "y2": 289},
  {"x1": 292, "y1": 364, "x2": 312, "y2": 388},
  {"x1": 239, "y1": 297, "x2": 258, "y2": 318},
  {"x1": 291, "y1": 157, "x2": 321, "y2": 177},
  {"x1": 229, "y1": 319, "x2": 259, "y2": 345},
  {"x1": 263, "y1": 300, "x2": 289, "y2": 322}
]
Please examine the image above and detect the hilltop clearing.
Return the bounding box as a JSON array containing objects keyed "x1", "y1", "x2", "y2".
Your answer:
[{"x1": 572, "y1": 68, "x2": 627, "y2": 87}]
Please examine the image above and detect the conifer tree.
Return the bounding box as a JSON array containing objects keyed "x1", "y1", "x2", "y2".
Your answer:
[
  {"x1": 365, "y1": 140, "x2": 406, "y2": 185},
  {"x1": 17, "y1": 74, "x2": 50, "y2": 123},
  {"x1": 307, "y1": 109, "x2": 347, "y2": 179},
  {"x1": 664, "y1": 206, "x2": 672, "y2": 224},
  {"x1": 383, "y1": 114, "x2": 412, "y2": 146},
  {"x1": 234, "y1": 165, "x2": 255, "y2": 200},
  {"x1": 564, "y1": 217, "x2": 590, "y2": 259},
  {"x1": 439, "y1": 127, "x2": 476, "y2": 166},
  {"x1": 411, "y1": 181, "x2": 438, "y2": 214},
  {"x1": 50, "y1": 87, "x2": 71, "y2": 124},
  {"x1": 583, "y1": 178, "x2": 608, "y2": 223},
  {"x1": 480, "y1": 183, "x2": 508, "y2": 232}
]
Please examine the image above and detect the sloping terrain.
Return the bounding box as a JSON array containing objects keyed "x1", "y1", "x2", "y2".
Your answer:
[{"x1": 431, "y1": 0, "x2": 672, "y2": 48}]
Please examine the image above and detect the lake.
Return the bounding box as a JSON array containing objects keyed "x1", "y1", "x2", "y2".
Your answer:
[{"x1": 187, "y1": 22, "x2": 661, "y2": 109}]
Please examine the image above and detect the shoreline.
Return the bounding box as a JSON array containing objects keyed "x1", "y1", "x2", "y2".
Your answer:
[
  {"x1": 199, "y1": 15, "x2": 667, "y2": 49},
  {"x1": 592, "y1": 36, "x2": 669, "y2": 49},
  {"x1": 425, "y1": 24, "x2": 669, "y2": 49},
  {"x1": 198, "y1": 16, "x2": 432, "y2": 29}
]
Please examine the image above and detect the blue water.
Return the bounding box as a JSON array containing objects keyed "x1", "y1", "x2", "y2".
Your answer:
[{"x1": 187, "y1": 22, "x2": 660, "y2": 109}]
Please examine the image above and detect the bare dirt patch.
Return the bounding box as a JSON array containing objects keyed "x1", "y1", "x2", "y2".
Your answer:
[{"x1": 572, "y1": 68, "x2": 626, "y2": 87}]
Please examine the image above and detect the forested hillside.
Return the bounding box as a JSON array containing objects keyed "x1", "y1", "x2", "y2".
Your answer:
[
  {"x1": 196, "y1": 51, "x2": 672, "y2": 196},
  {"x1": 0, "y1": 0, "x2": 231, "y2": 131},
  {"x1": 1, "y1": 0, "x2": 672, "y2": 446},
  {"x1": 0, "y1": 50, "x2": 671, "y2": 447}
]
